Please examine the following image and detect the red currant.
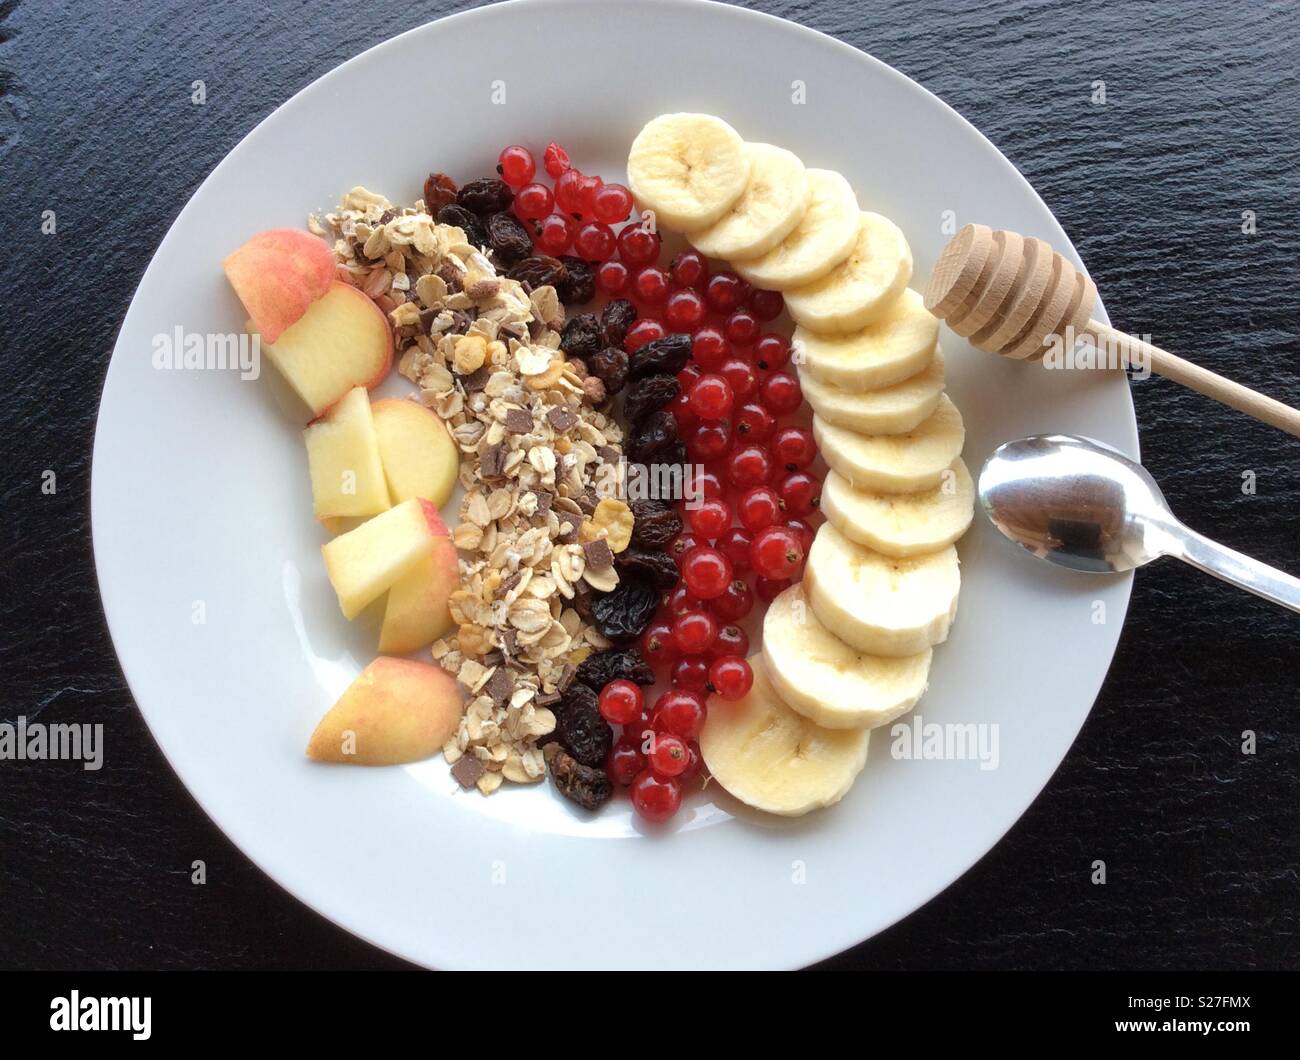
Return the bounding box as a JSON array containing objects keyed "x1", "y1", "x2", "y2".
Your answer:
[
  {"x1": 536, "y1": 213, "x2": 575, "y2": 254},
  {"x1": 497, "y1": 144, "x2": 536, "y2": 186},
  {"x1": 733, "y1": 400, "x2": 775, "y2": 442},
  {"x1": 687, "y1": 374, "x2": 733, "y2": 421},
  {"x1": 606, "y1": 739, "x2": 645, "y2": 786},
  {"x1": 631, "y1": 770, "x2": 681, "y2": 822},
  {"x1": 717, "y1": 527, "x2": 753, "y2": 572},
  {"x1": 725, "y1": 309, "x2": 760, "y2": 346},
  {"x1": 553, "y1": 169, "x2": 585, "y2": 214},
  {"x1": 650, "y1": 733, "x2": 691, "y2": 778},
  {"x1": 719, "y1": 356, "x2": 757, "y2": 400},
  {"x1": 592, "y1": 182, "x2": 633, "y2": 224},
  {"x1": 673, "y1": 609, "x2": 719, "y2": 654},
  {"x1": 686, "y1": 496, "x2": 731, "y2": 540},
  {"x1": 760, "y1": 371, "x2": 802, "y2": 415},
  {"x1": 598, "y1": 679, "x2": 643, "y2": 725},
  {"x1": 680, "y1": 546, "x2": 732, "y2": 599},
  {"x1": 785, "y1": 517, "x2": 815, "y2": 553},
  {"x1": 679, "y1": 743, "x2": 703, "y2": 785},
  {"x1": 617, "y1": 224, "x2": 660, "y2": 265},
  {"x1": 596, "y1": 259, "x2": 630, "y2": 295},
  {"x1": 770, "y1": 426, "x2": 817, "y2": 471},
  {"x1": 685, "y1": 466, "x2": 725, "y2": 502},
  {"x1": 655, "y1": 689, "x2": 707, "y2": 740},
  {"x1": 709, "y1": 656, "x2": 754, "y2": 700},
  {"x1": 668, "y1": 532, "x2": 700, "y2": 567},
  {"x1": 748, "y1": 288, "x2": 785, "y2": 321},
  {"x1": 641, "y1": 620, "x2": 677, "y2": 665},
  {"x1": 691, "y1": 325, "x2": 729, "y2": 370},
  {"x1": 670, "y1": 655, "x2": 710, "y2": 692},
  {"x1": 664, "y1": 288, "x2": 706, "y2": 330},
  {"x1": 623, "y1": 318, "x2": 666, "y2": 353},
  {"x1": 755, "y1": 575, "x2": 793, "y2": 603},
  {"x1": 542, "y1": 141, "x2": 571, "y2": 179},
  {"x1": 573, "y1": 221, "x2": 616, "y2": 261},
  {"x1": 633, "y1": 265, "x2": 670, "y2": 305},
  {"x1": 676, "y1": 363, "x2": 703, "y2": 392},
  {"x1": 704, "y1": 270, "x2": 749, "y2": 313},
  {"x1": 576, "y1": 173, "x2": 604, "y2": 218},
  {"x1": 750, "y1": 525, "x2": 804, "y2": 580},
  {"x1": 669, "y1": 250, "x2": 708, "y2": 291},
  {"x1": 713, "y1": 622, "x2": 750, "y2": 658},
  {"x1": 667, "y1": 390, "x2": 697, "y2": 431},
  {"x1": 753, "y1": 333, "x2": 791, "y2": 371},
  {"x1": 737, "y1": 484, "x2": 784, "y2": 531},
  {"x1": 710, "y1": 579, "x2": 754, "y2": 623},
  {"x1": 727, "y1": 445, "x2": 773, "y2": 489},
  {"x1": 513, "y1": 181, "x2": 553, "y2": 220},
  {"x1": 665, "y1": 581, "x2": 700, "y2": 616},
  {"x1": 687, "y1": 419, "x2": 732, "y2": 462},
  {"x1": 777, "y1": 470, "x2": 821, "y2": 516}
]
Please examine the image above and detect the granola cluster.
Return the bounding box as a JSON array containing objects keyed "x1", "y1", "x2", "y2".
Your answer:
[{"x1": 313, "y1": 187, "x2": 634, "y2": 795}]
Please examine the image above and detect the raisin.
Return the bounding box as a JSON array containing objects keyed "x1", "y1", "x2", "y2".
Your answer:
[
  {"x1": 561, "y1": 313, "x2": 604, "y2": 360},
  {"x1": 548, "y1": 748, "x2": 613, "y2": 811},
  {"x1": 556, "y1": 683, "x2": 613, "y2": 767},
  {"x1": 507, "y1": 255, "x2": 567, "y2": 290},
  {"x1": 623, "y1": 373, "x2": 679, "y2": 427},
  {"x1": 660, "y1": 440, "x2": 689, "y2": 467},
  {"x1": 485, "y1": 212, "x2": 532, "y2": 264},
  {"x1": 572, "y1": 581, "x2": 596, "y2": 622},
  {"x1": 587, "y1": 346, "x2": 629, "y2": 395},
  {"x1": 422, "y1": 172, "x2": 458, "y2": 212},
  {"x1": 456, "y1": 176, "x2": 514, "y2": 215},
  {"x1": 626, "y1": 410, "x2": 678, "y2": 464},
  {"x1": 630, "y1": 498, "x2": 682, "y2": 548},
  {"x1": 556, "y1": 255, "x2": 596, "y2": 304},
  {"x1": 601, "y1": 299, "x2": 638, "y2": 347},
  {"x1": 628, "y1": 332, "x2": 692, "y2": 382},
  {"x1": 614, "y1": 549, "x2": 680, "y2": 591},
  {"x1": 436, "y1": 203, "x2": 487, "y2": 249},
  {"x1": 591, "y1": 575, "x2": 659, "y2": 643},
  {"x1": 575, "y1": 647, "x2": 656, "y2": 691}
]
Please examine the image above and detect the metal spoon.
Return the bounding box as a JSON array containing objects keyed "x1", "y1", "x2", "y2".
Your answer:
[{"x1": 978, "y1": 434, "x2": 1300, "y2": 613}]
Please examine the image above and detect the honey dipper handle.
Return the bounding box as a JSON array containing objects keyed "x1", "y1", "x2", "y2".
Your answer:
[{"x1": 1083, "y1": 320, "x2": 1300, "y2": 439}]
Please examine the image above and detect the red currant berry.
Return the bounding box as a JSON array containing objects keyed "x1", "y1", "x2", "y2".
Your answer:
[
  {"x1": 623, "y1": 318, "x2": 666, "y2": 353},
  {"x1": 513, "y1": 181, "x2": 553, "y2": 220},
  {"x1": 750, "y1": 525, "x2": 804, "y2": 580},
  {"x1": 755, "y1": 576, "x2": 793, "y2": 603},
  {"x1": 691, "y1": 325, "x2": 729, "y2": 370},
  {"x1": 685, "y1": 466, "x2": 725, "y2": 501},
  {"x1": 667, "y1": 390, "x2": 697, "y2": 431},
  {"x1": 664, "y1": 288, "x2": 706, "y2": 330},
  {"x1": 777, "y1": 470, "x2": 821, "y2": 517},
  {"x1": 748, "y1": 288, "x2": 785, "y2": 321},
  {"x1": 676, "y1": 363, "x2": 703, "y2": 392},
  {"x1": 725, "y1": 309, "x2": 760, "y2": 346},
  {"x1": 760, "y1": 371, "x2": 802, "y2": 415},
  {"x1": 553, "y1": 169, "x2": 585, "y2": 214},
  {"x1": 785, "y1": 517, "x2": 815, "y2": 553},
  {"x1": 631, "y1": 770, "x2": 682, "y2": 822},
  {"x1": 714, "y1": 622, "x2": 750, "y2": 658},
  {"x1": 673, "y1": 609, "x2": 719, "y2": 654},
  {"x1": 497, "y1": 144, "x2": 535, "y2": 186},
  {"x1": 596, "y1": 259, "x2": 630, "y2": 295},
  {"x1": 770, "y1": 426, "x2": 817, "y2": 471},
  {"x1": 655, "y1": 689, "x2": 707, "y2": 740},
  {"x1": 668, "y1": 532, "x2": 700, "y2": 568},
  {"x1": 687, "y1": 496, "x2": 731, "y2": 540},
  {"x1": 665, "y1": 581, "x2": 701, "y2": 616},
  {"x1": 737, "y1": 484, "x2": 784, "y2": 531},
  {"x1": 753, "y1": 333, "x2": 791, "y2": 371},
  {"x1": 669, "y1": 250, "x2": 708, "y2": 291},
  {"x1": 633, "y1": 265, "x2": 670, "y2": 305},
  {"x1": 680, "y1": 546, "x2": 732, "y2": 599},
  {"x1": 542, "y1": 141, "x2": 571, "y2": 178},
  {"x1": 704, "y1": 270, "x2": 749, "y2": 313},
  {"x1": 641, "y1": 620, "x2": 677, "y2": 665},
  {"x1": 727, "y1": 445, "x2": 773, "y2": 489},
  {"x1": 717, "y1": 527, "x2": 754, "y2": 572},
  {"x1": 710, "y1": 579, "x2": 754, "y2": 623},
  {"x1": 709, "y1": 656, "x2": 754, "y2": 700},
  {"x1": 617, "y1": 224, "x2": 660, "y2": 265},
  {"x1": 679, "y1": 743, "x2": 703, "y2": 784},
  {"x1": 650, "y1": 733, "x2": 691, "y2": 778},
  {"x1": 576, "y1": 173, "x2": 604, "y2": 218},
  {"x1": 687, "y1": 373, "x2": 733, "y2": 421},
  {"x1": 536, "y1": 213, "x2": 575, "y2": 254},
  {"x1": 573, "y1": 220, "x2": 616, "y2": 261},
  {"x1": 606, "y1": 739, "x2": 645, "y2": 786},
  {"x1": 599, "y1": 679, "x2": 644, "y2": 725},
  {"x1": 592, "y1": 182, "x2": 633, "y2": 224},
  {"x1": 719, "y1": 356, "x2": 758, "y2": 400},
  {"x1": 687, "y1": 419, "x2": 732, "y2": 462},
  {"x1": 670, "y1": 655, "x2": 710, "y2": 692},
  {"x1": 733, "y1": 400, "x2": 775, "y2": 442}
]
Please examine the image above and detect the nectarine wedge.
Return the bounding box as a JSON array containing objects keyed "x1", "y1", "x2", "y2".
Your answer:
[
  {"x1": 223, "y1": 228, "x2": 335, "y2": 343},
  {"x1": 379, "y1": 535, "x2": 459, "y2": 653},
  {"x1": 371, "y1": 398, "x2": 460, "y2": 508},
  {"x1": 321, "y1": 498, "x2": 446, "y2": 620},
  {"x1": 304, "y1": 387, "x2": 392, "y2": 519}
]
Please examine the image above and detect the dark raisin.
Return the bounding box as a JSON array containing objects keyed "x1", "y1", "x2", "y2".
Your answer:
[
  {"x1": 623, "y1": 373, "x2": 679, "y2": 427},
  {"x1": 507, "y1": 255, "x2": 567, "y2": 290},
  {"x1": 588, "y1": 346, "x2": 629, "y2": 395},
  {"x1": 556, "y1": 683, "x2": 613, "y2": 767},
  {"x1": 630, "y1": 498, "x2": 682, "y2": 548},
  {"x1": 575, "y1": 647, "x2": 656, "y2": 691},
  {"x1": 555, "y1": 255, "x2": 596, "y2": 304},
  {"x1": 456, "y1": 176, "x2": 514, "y2": 215},
  {"x1": 601, "y1": 299, "x2": 638, "y2": 347},
  {"x1": 548, "y1": 748, "x2": 613, "y2": 811},
  {"x1": 561, "y1": 314, "x2": 604, "y2": 360},
  {"x1": 660, "y1": 440, "x2": 689, "y2": 467},
  {"x1": 572, "y1": 581, "x2": 596, "y2": 622},
  {"x1": 422, "y1": 172, "x2": 458, "y2": 212},
  {"x1": 626, "y1": 410, "x2": 678, "y2": 464},
  {"x1": 485, "y1": 212, "x2": 532, "y2": 264},
  {"x1": 628, "y1": 333, "x2": 692, "y2": 382},
  {"x1": 591, "y1": 575, "x2": 659, "y2": 643},
  {"x1": 614, "y1": 549, "x2": 680, "y2": 591},
  {"x1": 436, "y1": 204, "x2": 487, "y2": 248}
]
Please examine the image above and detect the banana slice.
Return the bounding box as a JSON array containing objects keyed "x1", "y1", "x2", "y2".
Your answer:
[
  {"x1": 762, "y1": 585, "x2": 932, "y2": 730},
  {"x1": 784, "y1": 212, "x2": 913, "y2": 333},
  {"x1": 700, "y1": 654, "x2": 870, "y2": 816},
  {"x1": 688, "y1": 143, "x2": 811, "y2": 260},
  {"x1": 731, "y1": 169, "x2": 859, "y2": 290},
  {"x1": 821, "y1": 460, "x2": 975, "y2": 557},
  {"x1": 804, "y1": 524, "x2": 961, "y2": 657},
  {"x1": 795, "y1": 288, "x2": 938, "y2": 392},
  {"x1": 813, "y1": 394, "x2": 965, "y2": 493},
  {"x1": 800, "y1": 347, "x2": 944, "y2": 435},
  {"x1": 627, "y1": 113, "x2": 750, "y2": 232}
]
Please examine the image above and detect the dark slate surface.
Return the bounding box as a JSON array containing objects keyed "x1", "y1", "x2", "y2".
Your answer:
[{"x1": 0, "y1": 0, "x2": 1295, "y2": 970}]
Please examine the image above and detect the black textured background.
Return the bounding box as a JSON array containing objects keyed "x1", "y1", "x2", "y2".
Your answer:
[{"x1": 1, "y1": 0, "x2": 1296, "y2": 970}]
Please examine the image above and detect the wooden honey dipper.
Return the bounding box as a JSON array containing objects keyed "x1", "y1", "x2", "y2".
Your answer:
[{"x1": 924, "y1": 224, "x2": 1300, "y2": 437}]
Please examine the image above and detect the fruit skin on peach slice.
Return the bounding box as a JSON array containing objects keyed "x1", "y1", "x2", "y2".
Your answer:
[
  {"x1": 379, "y1": 535, "x2": 458, "y2": 654},
  {"x1": 306, "y1": 656, "x2": 463, "y2": 765},
  {"x1": 370, "y1": 398, "x2": 459, "y2": 509},
  {"x1": 251, "y1": 281, "x2": 393, "y2": 419},
  {"x1": 303, "y1": 386, "x2": 392, "y2": 520},
  {"x1": 223, "y1": 228, "x2": 336, "y2": 343},
  {"x1": 321, "y1": 497, "x2": 446, "y2": 620}
]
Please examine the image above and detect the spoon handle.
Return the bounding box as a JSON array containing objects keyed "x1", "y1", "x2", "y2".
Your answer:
[{"x1": 1168, "y1": 525, "x2": 1300, "y2": 614}]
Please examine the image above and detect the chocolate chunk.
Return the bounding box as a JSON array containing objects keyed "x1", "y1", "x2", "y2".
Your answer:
[
  {"x1": 582, "y1": 538, "x2": 613, "y2": 571},
  {"x1": 576, "y1": 487, "x2": 599, "y2": 514},
  {"x1": 532, "y1": 490, "x2": 553, "y2": 513},
  {"x1": 499, "y1": 571, "x2": 522, "y2": 595},
  {"x1": 504, "y1": 407, "x2": 533, "y2": 434},
  {"x1": 557, "y1": 664, "x2": 576, "y2": 693},
  {"x1": 451, "y1": 756, "x2": 485, "y2": 789},
  {"x1": 460, "y1": 365, "x2": 491, "y2": 392},
  {"x1": 499, "y1": 628, "x2": 518, "y2": 659},
  {"x1": 535, "y1": 691, "x2": 562, "y2": 708},
  {"x1": 486, "y1": 666, "x2": 514, "y2": 707},
  {"x1": 557, "y1": 515, "x2": 581, "y2": 543},
  {"x1": 598, "y1": 445, "x2": 621, "y2": 465},
  {"x1": 480, "y1": 443, "x2": 506, "y2": 478},
  {"x1": 481, "y1": 650, "x2": 504, "y2": 667},
  {"x1": 547, "y1": 407, "x2": 577, "y2": 432}
]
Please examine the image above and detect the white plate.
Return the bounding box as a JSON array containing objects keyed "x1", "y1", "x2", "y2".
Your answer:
[{"x1": 92, "y1": 0, "x2": 1135, "y2": 969}]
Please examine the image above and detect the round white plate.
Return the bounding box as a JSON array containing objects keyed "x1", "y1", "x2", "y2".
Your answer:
[{"x1": 92, "y1": 0, "x2": 1136, "y2": 969}]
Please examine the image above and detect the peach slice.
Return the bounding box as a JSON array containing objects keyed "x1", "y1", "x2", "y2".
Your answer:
[
  {"x1": 321, "y1": 498, "x2": 447, "y2": 620},
  {"x1": 223, "y1": 228, "x2": 335, "y2": 343},
  {"x1": 306, "y1": 656, "x2": 463, "y2": 765},
  {"x1": 253, "y1": 282, "x2": 393, "y2": 419},
  {"x1": 371, "y1": 398, "x2": 460, "y2": 508},
  {"x1": 379, "y1": 535, "x2": 459, "y2": 654},
  {"x1": 303, "y1": 387, "x2": 391, "y2": 520}
]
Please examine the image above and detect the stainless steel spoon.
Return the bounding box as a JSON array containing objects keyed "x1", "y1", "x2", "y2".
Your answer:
[{"x1": 978, "y1": 434, "x2": 1300, "y2": 613}]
